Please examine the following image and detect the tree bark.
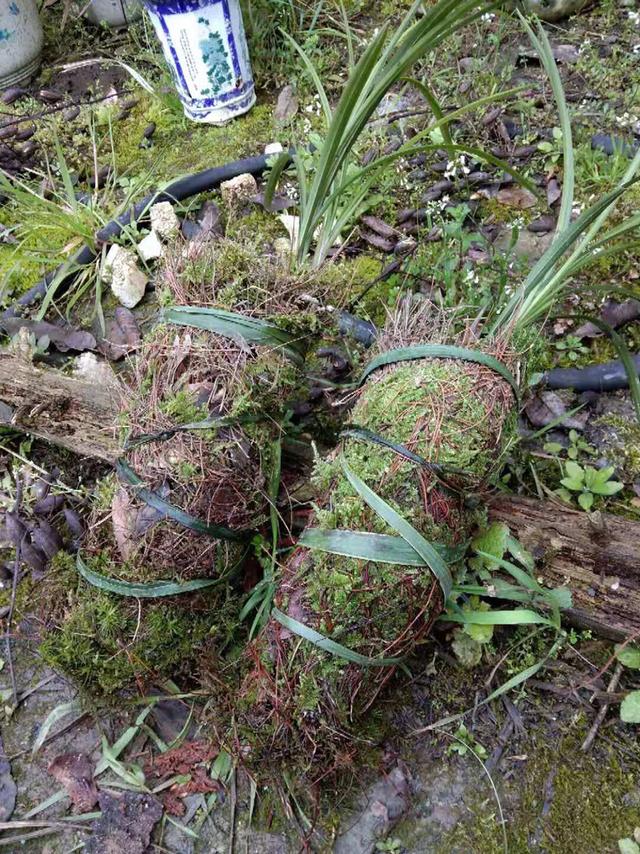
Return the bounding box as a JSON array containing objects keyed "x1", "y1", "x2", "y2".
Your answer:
[
  {"x1": 490, "y1": 495, "x2": 640, "y2": 641},
  {"x1": 0, "y1": 352, "x2": 119, "y2": 462}
]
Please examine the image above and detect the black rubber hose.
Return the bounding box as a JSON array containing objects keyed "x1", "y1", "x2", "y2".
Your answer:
[
  {"x1": 545, "y1": 355, "x2": 640, "y2": 392},
  {"x1": 2, "y1": 151, "x2": 284, "y2": 320}
]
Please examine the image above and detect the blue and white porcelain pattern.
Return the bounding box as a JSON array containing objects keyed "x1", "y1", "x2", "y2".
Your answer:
[
  {"x1": 144, "y1": 0, "x2": 256, "y2": 125},
  {"x1": 0, "y1": 0, "x2": 43, "y2": 90}
]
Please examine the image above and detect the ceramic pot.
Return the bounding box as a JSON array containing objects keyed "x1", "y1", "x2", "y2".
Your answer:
[
  {"x1": 143, "y1": 0, "x2": 256, "y2": 125},
  {"x1": 84, "y1": 0, "x2": 142, "y2": 27},
  {"x1": 0, "y1": 0, "x2": 43, "y2": 90}
]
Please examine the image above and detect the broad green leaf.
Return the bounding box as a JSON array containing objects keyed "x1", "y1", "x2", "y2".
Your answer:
[
  {"x1": 592, "y1": 480, "x2": 624, "y2": 497},
  {"x1": 565, "y1": 461, "x2": 584, "y2": 481},
  {"x1": 544, "y1": 587, "x2": 573, "y2": 610},
  {"x1": 272, "y1": 608, "x2": 407, "y2": 667},
  {"x1": 615, "y1": 644, "x2": 640, "y2": 670},
  {"x1": 471, "y1": 523, "x2": 509, "y2": 568},
  {"x1": 162, "y1": 306, "x2": 304, "y2": 364},
  {"x1": 359, "y1": 344, "x2": 519, "y2": 399},
  {"x1": 298, "y1": 528, "x2": 462, "y2": 566},
  {"x1": 116, "y1": 459, "x2": 247, "y2": 541},
  {"x1": 578, "y1": 492, "x2": 594, "y2": 511},
  {"x1": 620, "y1": 691, "x2": 640, "y2": 724},
  {"x1": 560, "y1": 477, "x2": 584, "y2": 492}
]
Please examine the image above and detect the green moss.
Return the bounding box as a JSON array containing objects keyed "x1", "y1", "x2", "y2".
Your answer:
[
  {"x1": 596, "y1": 415, "x2": 640, "y2": 479},
  {"x1": 160, "y1": 389, "x2": 208, "y2": 425},
  {"x1": 113, "y1": 98, "x2": 278, "y2": 184},
  {"x1": 39, "y1": 553, "x2": 238, "y2": 696},
  {"x1": 438, "y1": 729, "x2": 640, "y2": 853}
]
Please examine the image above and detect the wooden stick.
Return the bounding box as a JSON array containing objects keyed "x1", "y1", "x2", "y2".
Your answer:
[{"x1": 0, "y1": 352, "x2": 119, "y2": 462}]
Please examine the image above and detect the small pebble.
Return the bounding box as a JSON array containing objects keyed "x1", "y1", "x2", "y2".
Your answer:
[
  {"x1": 62, "y1": 106, "x2": 80, "y2": 121},
  {"x1": 0, "y1": 124, "x2": 17, "y2": 140},
  {"x1": 142, "y1": 121, "x2": 156, "y2": 140}
]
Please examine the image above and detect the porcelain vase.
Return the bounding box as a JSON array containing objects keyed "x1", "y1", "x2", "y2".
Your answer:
[
  {"x1": 143, "y1": 0, "x2": 256, "y2": 125},
  {"x1": 84, "y1": 0, "x2": 143, "y2": 27},
  {"x1": 0, "y1": 0, "x2": 43, "y2": 90}
]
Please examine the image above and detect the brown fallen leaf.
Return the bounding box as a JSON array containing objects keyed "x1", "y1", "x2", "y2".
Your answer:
[
  {"x1": 496, "y1": 186, "x2": 538, "y2": 209},
  {"x1": 111, "y1": 487, "x2": 137, "y2": 561},
  {"x1": 574, "y1": 299, "x2": 640, "y2": 339},
  {"x1": 48, "y1": 752, "x2": 98, "y2": 812},
  {"x1": 525, "y1": 391, "x2": 588, "y2": 430},
  {"x1": 2, "y1": 318, "x2": 96, "y2": 353},
  {"x1": 274, "y1": 84, "x2": 298, "y2": 122}
]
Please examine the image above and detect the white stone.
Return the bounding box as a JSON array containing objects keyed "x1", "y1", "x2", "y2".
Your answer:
[
  {"x1": 264, "y1": 142, "x2": 284, "y2": 156},
  {"x1": 278, "y1": 214, "x2": 300, "y2": 251},
  {"x1": 109, "y1": 248, "x2": 148, "y2": 308},
  {"x1": 101, "y1": 243, "x2": 124, "y2": 284},
  {"x1": 220, "y1": 173, "x2": 258, "y2": 206},
  {"x1": 73, "y1": 352, "x2": 119, "y2": 390},
  {"x1": 150, "y1": 201, "x2": 180, "y2": 241},
  {"x1": 137, "y1": 230, "x2": 164, "y2": 263}
]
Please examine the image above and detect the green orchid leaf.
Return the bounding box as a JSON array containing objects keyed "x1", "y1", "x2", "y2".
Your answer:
[{"x1": 592, "y1": 480, "x2": 624, "y2": 496}]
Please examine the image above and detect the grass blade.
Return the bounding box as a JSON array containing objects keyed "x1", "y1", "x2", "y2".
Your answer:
[
  {"x1": 76, "y1": 554, "x2": 230, "y2": 598},
  {"x1": 341, "y1": 457, "x2": 453, "y2": 599},
  {"x1": 359, "y1": 344, "x2": 519, "y2": 398},
  {"x1": 162, "y1": 307, "x2": 304, "y2": 364},
  {"x1": 272, "y1": 608, "x2": 407, "y2": 667}
]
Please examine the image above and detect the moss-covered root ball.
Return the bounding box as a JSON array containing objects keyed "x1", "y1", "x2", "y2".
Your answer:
[{"x1": 231, "y1": 324, "x2": 516, "y2": 782}]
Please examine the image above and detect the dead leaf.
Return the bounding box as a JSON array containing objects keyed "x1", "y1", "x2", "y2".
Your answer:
[
  {"x1": 547, "y1": 177, "x2": 562, "y2": 206},
  {"x1": 360, "y1": 215, "x2": 397, "y2": 239},
  {"x1": 85, "y1": 791, "x2": 162, "y2": 854},
  {"x1": 30, "y1": 521, "x2": 62, "y2": 560},
  {"x1": 48, "y1": 752, "x2": 98, "y2": 812},
  {"x1": 527, "y1": 215, "x2": 556, "y2": 233},
  {"x1": 496, "y1": 186, "x2": 537, "y2": 209},
  {"x1": 0, "y1": 738, "x2": 16, "y2": 821},
  {"x1": 1, "y1": 318, "x2": 96, "y2": 353},
  {"x1": 111, "y1": 488, "x2": 137, "y2": 561},
  {"x1": 146, "y1": 740, "x2": 217, "y2": 779},
  {"x1": 574, "y1": 299, "x2": 640, "y2": 339},
  {"x1": 525, "y1": 391, "x2": 588, "y2": 430},
  {"x1": 274, "y1": 85, "x2": 298, "y2": 122}
]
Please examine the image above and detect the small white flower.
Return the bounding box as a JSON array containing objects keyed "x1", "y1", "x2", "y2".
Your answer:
[
  {"x1": 629, "y1": 11, "x2": 640, "y2": 25},
  {"x1": 481, "y1": 12, "x2": 495, "y2": 22}
]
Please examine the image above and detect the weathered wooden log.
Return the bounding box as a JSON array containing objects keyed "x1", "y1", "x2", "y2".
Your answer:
[
  {"x1": 0, "y1": 351, "x2": 119, "y2": 461},
  {"x1": 490, "y1": 495, "x2": 640, "y2": 641}
]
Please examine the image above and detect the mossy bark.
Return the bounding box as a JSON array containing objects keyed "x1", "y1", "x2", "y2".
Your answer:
[{"x1": 234, "y1": 354, "x2": 514, "y2": 779}]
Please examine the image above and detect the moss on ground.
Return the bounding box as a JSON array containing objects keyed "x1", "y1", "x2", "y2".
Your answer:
[
  {"x1": 39, "y1": 552, "x2": 241, "y2": 695},
  {"x1": 437, "y1": 728, "x2": 640, "y2": 853}
]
